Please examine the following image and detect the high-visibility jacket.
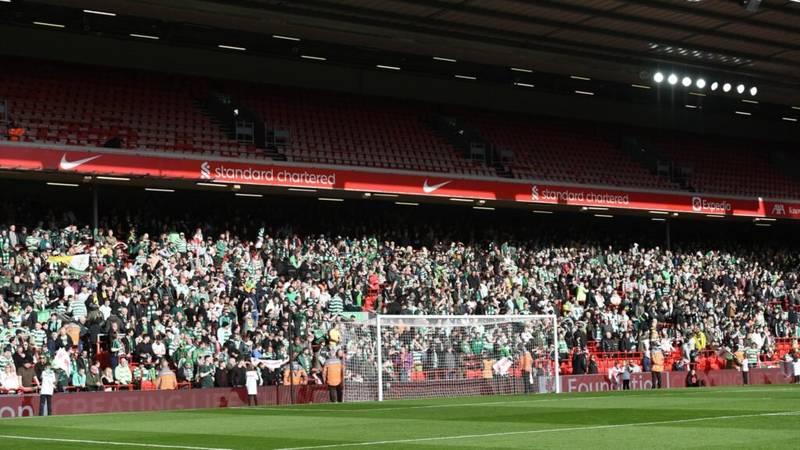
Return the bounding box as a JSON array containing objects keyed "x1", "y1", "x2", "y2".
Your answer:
[
  {"x1": 156, "y1": 369, "x2": 177, "y2": 390},
  {"x1": 520, "y1": 351, "x2": 533, "y2": 372},
  {"x1": 283, "y1": 365, "x2": 308, "y2": 385},
  {"x1": 652, "y1": 350, "x2": 664, "y2": 373},
  {"x1": 694, "y1": 332, "x2": 707, "y2": 351},
  {"x1": 322, "y1": 357, "x2": 344, "y2": 386},
  {"x1": 482, "y1": 358, "x2": 494, "y2": 379}
]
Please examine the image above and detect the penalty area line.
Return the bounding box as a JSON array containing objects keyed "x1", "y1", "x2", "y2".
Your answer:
[
  {"x1": 274, "y1": 410, "x2": 800, "y2": 449},
  {"x1": 0, "y1": 435, "x2": 233, "y2": 450}
]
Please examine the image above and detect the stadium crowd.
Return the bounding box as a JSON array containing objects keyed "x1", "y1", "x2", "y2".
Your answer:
[{"x1": 0, "y1": 198, "x2": 799, "y2": 394}]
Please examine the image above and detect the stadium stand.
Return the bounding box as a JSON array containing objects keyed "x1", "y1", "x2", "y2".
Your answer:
[
  {"x1": 227, "y1": 83, "x2": 493, "y2": 176},
  {"x1": 0, "y1": 59, "x2": 247, "y2": 155},
  {"x1": 655, "y1": 135, "x2": 800, "y2": 199},
  {"x1": 1, "y1": 58, "x2": 799, "y2": 199},
  {"x1": 0, "y1": 191, "x2": 798, "y2": 394},
  {"x1": 457, "y1": 111, "x2": 680, "y2": 190}
]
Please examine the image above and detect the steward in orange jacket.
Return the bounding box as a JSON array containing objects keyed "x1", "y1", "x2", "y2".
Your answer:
[
  {"x1": 650, "y1": 349, "x2": 664, "y2": 389},
  {"x1": 323, "y1": 350, "x2": 345, "y2": 403}
]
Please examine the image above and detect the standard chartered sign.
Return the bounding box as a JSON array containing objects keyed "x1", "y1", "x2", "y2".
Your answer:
[
  {"x1": 531, "y1": 184, "x2": 630, "y2": 206},
  {"x1": 200, "y1": 162, "x2": 336, "y2": 186}
]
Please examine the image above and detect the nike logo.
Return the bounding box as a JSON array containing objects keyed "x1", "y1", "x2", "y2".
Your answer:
[
  {"x1": 59, "y1": 154, "x2": 102, "y2": 170},
  {"x1": 422, "y1": 179, "x2": 452, "y2": 193}
]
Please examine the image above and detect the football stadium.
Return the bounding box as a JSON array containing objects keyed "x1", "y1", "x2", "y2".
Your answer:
[{"x1": 0, "y1": 0, "x2": 800, "y2": 449}]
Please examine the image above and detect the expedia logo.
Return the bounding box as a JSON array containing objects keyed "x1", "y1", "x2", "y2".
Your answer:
[
  {"x1": 531, "y1": 185, "x2": 539, "y2": 201},
  {"x1": 772, "y1": 204, "x2": 785, "y2": 215},
  {"x1": 691, "y1": 196, "x2": 731, "y2": 213},
  {"x1": 200, "y1": 161, "x2": 211, "y2": 179}
]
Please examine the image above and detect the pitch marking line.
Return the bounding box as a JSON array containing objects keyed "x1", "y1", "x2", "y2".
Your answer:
[
  {"x1": 252, "y1": 395, "x2": 612, "y2": 412},
  {"x1": 256, "y1": 386, "x2": 800, "y2": 413},
  {"x1": 274, "y1": 410, "x2": 800, "y2": 449},
  {"x1": 0, "y1": 435, "x2": 233, "y2": 450}
]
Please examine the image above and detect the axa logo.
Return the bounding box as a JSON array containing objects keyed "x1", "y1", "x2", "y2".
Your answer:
[
  {"x1": 691, "y1": 196, "x2": 703, "y2": 212},
  {"x1": 59, "y1": 154, "x2": 101, "y2": 170},
  {"x1": 531, "y1": 185, "x2": 539, "y2": 201},
  {"x1": 422, "y1": 179, "x2": 451, "y2": 193},
  {"x1": 771, "y1": 204, "x2": 785, "y2": 215},
  {"x1": 200, "y1": 161, "x2": 211, "y2": 179}
]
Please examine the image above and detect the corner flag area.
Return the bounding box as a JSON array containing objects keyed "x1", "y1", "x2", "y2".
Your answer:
[{"x1": 1, "y1": 385, "x2": 798, "y2": 449}]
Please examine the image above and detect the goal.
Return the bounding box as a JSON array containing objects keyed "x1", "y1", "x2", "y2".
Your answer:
[{"x1": 340, "y1": 315, "x2": 560, "y2": 402}]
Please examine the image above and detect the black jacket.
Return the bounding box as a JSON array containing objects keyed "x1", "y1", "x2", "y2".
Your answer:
[
  {"x1": 571, "y1": 352, "x2": 587, "y2": 375},
  {"x1": 587, "y1": 359, "x2": 598, "y2": 374},
  {"x1": 229, "y1": 366, "x2": 246, "y2": 387},
  {"x1": 214, "y1": 367, "x2": 229, "y2": 387}
]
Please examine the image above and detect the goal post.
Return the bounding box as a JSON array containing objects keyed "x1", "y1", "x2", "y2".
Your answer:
[{"x1": 341, "y1": 315, "x2": 560, "y2": 402}]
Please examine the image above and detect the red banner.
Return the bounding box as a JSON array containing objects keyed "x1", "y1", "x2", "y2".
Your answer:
[
  {"x1": 2, "y1": 144, "x2": 799, "y2": 219},
  {"x1": 0, "y1": 368, "x2": 791, "y2": 418},
  {"x1": 560, "y1": 367, "x2": 793, "y2": 393},
  {"x1": 0, "y1": 385, "x2": 330, "y2": 418}
]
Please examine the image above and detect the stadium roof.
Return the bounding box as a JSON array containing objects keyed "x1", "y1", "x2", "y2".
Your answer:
[
  {"x1": 216, "y1": 0, "x2": 800, "y2": 82},
  {"x1": 20, "y1": 0, "x2": 800, "y2": 104}
]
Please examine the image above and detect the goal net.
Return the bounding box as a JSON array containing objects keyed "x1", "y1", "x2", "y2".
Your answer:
[{"x1": 340, "y1": 315, "x2": 560, "y2": 402}]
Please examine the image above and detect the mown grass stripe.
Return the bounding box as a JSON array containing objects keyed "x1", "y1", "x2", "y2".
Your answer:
[
  {"x1": 0, "y1": 435, "x2": 232, "y2": 450},
  {"x1": 274, "y1": 410, "x2": 800, "y2": 449}
]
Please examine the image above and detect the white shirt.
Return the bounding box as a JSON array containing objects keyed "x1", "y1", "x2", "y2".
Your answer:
[
  {"x1": 217, "y1": 326, "x2": 231, "y2": 344},
  {"x1": 318, "y1": 291, "x2": 332, "y2": 308},
  {"x1": 793, "y1": 360, "x2": 800, "y2": 376},
  {"x1": 741, "y1": 358, "x2": 749, "y2": 373},
  {"x1": 245, "y1": 369, "x2": 261, "y2": 395},
  {"x1": 660, "y1": 338, "x2": 673, "y2": 354},
  {"x1": 152, "y1": 341, "x2": 166, "y2": 357},
  {"x1": 751, "y1": 333, "x2": 764, "y2": 350},
  {"x1": 78, "y1": 290, "x2": 91, "y2": 304},
  {"x1": 1, "y1": 372, "x2": 20, "y2": 390},
  {"x1": 607, "y1": 366, "x2": 621, "y2": 383},
  {"x1": 99, "y1": 304, "x2": 112, "y2": 320},
  {"x1": 40, "y1": 369, "x2": 56, "y2": 396}
]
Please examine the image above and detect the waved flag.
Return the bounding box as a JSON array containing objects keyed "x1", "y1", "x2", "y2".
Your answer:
[{"x1": 47, "y1": 254, "x2": 90, "y2": 272}]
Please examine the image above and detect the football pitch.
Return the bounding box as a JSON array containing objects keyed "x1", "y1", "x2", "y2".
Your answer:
[{"x1": 0, "y1": 385, "x2": 798, "y2": 449}]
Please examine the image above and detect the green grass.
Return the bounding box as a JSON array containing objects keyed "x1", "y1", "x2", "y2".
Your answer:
[{"x1": 1, "y1": 385, "x2": 799, "y2": 449}]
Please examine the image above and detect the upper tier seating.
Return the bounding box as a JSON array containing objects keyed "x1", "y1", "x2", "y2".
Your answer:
[
  {"x1": 0, "y1": 60, "x2": 249, "y2": 156},
  {"x1": 460, "y1": 111, "x2": 679, "y2": 190},
  {"x1": 228, "y1": 83, "x2": 493, "y2": 176},
  {"x1": 656, "y1": 136, "x2": 800, "y2": 199},
  {"x1": 1, "y1": 58, "x2": 798, "y2": 199}
]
